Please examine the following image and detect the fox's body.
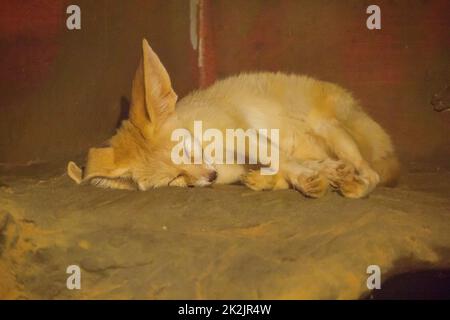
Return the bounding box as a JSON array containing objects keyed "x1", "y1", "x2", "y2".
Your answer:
[
  {"x1": 175, "y1": 72, "x2": 398, "y2": 187},
  {"x1": 68, "y1": 40, "x2": 399, "y2": 198}
]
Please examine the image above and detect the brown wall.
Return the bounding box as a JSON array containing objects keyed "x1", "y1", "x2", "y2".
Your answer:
[
  {"x1": 1, "y1": 0, "x2": 449, "y2": 166},
  {"x1": 0, "y1": 0, "x2": 197, "y2": 164}
]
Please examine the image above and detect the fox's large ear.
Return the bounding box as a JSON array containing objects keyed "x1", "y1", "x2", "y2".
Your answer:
[{"x1": 129, "y1": 39, "x2": 177, "y2": 137}]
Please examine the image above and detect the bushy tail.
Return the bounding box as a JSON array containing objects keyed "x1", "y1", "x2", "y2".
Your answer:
[
  {"x1": 370, "y1": 153, "x2": 401, "y2": 187},
  {"x1": 345, "y1": 111, "x2": 401, "y2": 187}
]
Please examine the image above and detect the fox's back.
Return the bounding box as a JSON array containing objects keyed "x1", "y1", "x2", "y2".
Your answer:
[
  {"x1": 176, "y1": 72, "x2": 358, "y2": 128},
  {"x1": 175, "y1": 72, "x2": 398, "y2": 183}
]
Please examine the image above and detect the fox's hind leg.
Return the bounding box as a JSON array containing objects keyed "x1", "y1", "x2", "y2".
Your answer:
[
  {"x1": 241, "y1": 160, "x2": 329, "y2": 198},
  {"x1": 300, "y1": 159, "x2": 353, "y2": 189},
  {"x1": 312, "y1": 122, "x2": 380, "y2": 198},
  {"x1": 282, "y1": 160, "x2": 329, "y2": 198},
  {"x1": 314, "y1": 158, "x2": 371, "y2": 198}
]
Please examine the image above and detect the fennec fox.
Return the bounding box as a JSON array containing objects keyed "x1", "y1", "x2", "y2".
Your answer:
[{"x1": 68, "y1": 39, "x2": 399, "y2": 199}]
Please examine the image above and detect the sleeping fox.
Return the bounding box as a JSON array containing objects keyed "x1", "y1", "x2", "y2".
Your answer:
[{"x1": 68, "y1": 39, "x2": 400, "y2": 199}]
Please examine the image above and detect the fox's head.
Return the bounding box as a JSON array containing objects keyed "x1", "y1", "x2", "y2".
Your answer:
[{"x1": 67, "y1": 39, "x2": 217, "y2": 190}]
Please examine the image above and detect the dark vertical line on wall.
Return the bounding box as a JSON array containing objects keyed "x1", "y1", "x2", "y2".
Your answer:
[{"x1": 103, "y1": 0, "x2": 109, "y2": 62}]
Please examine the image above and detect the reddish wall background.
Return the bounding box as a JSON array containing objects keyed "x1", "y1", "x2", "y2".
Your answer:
[
  {"x1": 0, "y1": 0, "x2": 449, "y2": 166},
  {"x1": 0, "y1": 0, "x2": 198, "y2": 164}
]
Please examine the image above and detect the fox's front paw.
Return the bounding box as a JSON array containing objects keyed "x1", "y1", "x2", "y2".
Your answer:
[
  {"x1": 321, "y1": 159, "x2": 355, "y2": 188},
  {"x1": 337, "y1": 168, "x2": 379, "y2": 198},
  {"x1": 291, "y1": 172, "x2": 329, "y2": 198},
  {"x1": 337, "y1": 175, "x2": 371, "y2": 198},
  {"x1": 322, "y1": 160, "x2": 379, "y2": 198},
  {"x1": 242, "y1": 170, "x2": 289, "y2": 191}
]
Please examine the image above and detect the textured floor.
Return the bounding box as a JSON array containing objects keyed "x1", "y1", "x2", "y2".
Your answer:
[{"x1": 1, "y1": 161, "x2": 450, "y2": 299}]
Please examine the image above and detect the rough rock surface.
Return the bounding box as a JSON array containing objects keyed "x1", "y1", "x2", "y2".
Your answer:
[{"x1": 1, "y1": 162, "x2": 450, "y2": 299}]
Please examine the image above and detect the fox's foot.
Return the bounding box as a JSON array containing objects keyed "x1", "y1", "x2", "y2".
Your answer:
[
  {"x1": 322, "y1": 159, "x2": 379, "y2": 198},
  {"x1": 241, "y1": 170, "x2": 289, "y2": 191},
  {"x1": 320, "y1": 159, "x2": 356, "y2": 188},
  {"x1": 336, "y1": 175, "x2": 372, "y2": 198},
  {"x1": 288, "y1": 170, "x2": 329, "y2": 198}
]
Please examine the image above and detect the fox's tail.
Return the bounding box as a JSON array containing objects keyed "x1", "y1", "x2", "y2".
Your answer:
[
  {"x1": 370, "y1": 153, "x2": 401, "y2": 187},
  {"x1": 346, "y1": 111, "x2": 400, "y2": 187}
]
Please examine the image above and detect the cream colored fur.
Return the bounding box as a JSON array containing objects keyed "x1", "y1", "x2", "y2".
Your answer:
[{"x1": 68, "y1": 39, "x2": 400, "y2": 199}]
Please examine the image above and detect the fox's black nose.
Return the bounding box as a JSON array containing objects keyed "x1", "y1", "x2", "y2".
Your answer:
[{"x1": 208, "y1": 171, "x2": 218, "y2": 182}]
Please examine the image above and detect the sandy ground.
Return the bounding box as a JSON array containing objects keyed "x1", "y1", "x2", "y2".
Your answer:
[{"x1": 1, "y1": 161, "x2": 450, "y2": 299}]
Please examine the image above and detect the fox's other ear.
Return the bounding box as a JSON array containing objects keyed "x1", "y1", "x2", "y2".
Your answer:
[
  {"x1": 67, "y1": 148, "x2": 136, "y2": 190},
  {"x1": 129, "y1": 39, "x2": 177, "y2": 137},
  {"x1": 67, "y1": 147, "x2": 127, "y2": 181}
]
